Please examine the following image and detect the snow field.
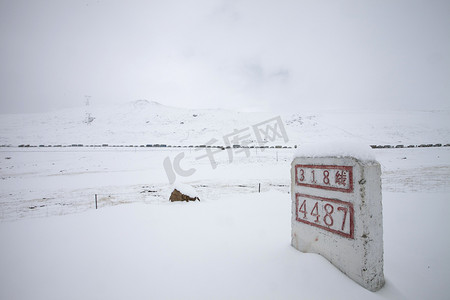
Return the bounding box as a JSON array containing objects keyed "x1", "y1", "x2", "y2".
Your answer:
[
  {"x1": 1, "y1": 191, "x2": 449, "y2": 299},
  {"x1": 0, "y1": 147, "x2": 449, "y2": 299},
  {"x1": 0, "y1": 101, "x2": 449, "y2": 146},
  {"x1": 1, "y1": 147, "x2": 449, "y2": 221},
  {"x1": 0, "y1": 147, "x2": 291, "y2": 221}
]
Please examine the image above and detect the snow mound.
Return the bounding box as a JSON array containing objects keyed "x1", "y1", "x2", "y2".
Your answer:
[
  {"x1": 131, "y1": 99, "x2": 162, "y2": 108},
  {"x1": 294, "y1": 139, "x2": 376, "y2": 161}
]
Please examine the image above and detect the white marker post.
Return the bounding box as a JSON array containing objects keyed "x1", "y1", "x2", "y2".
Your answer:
[{"x1": 291, "y1": 153, "x2": 384, "y2": 291}]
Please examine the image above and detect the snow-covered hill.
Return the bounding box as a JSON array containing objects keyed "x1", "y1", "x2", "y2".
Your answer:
[
  {"x1": 0, "y1": 100, "x2": 449, "y2": 146},
  {"x1": 1, "y1": 101, "x2": 449, "y2": 299}
]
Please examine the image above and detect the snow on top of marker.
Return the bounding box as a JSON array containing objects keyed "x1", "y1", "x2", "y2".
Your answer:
[
  {"x1": 294, "y1": 139, "x2": 376, "y2": 161},
  {"x1": 173, "y1": 182, "x2": 199, "y2": 198}
]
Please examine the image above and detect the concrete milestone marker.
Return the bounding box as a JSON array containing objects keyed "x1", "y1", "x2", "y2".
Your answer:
[{"x1": 291, "y1": 155, "x2": 384, "y2": 291}]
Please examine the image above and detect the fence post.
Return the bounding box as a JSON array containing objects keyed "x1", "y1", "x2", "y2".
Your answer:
[
  {"x1": 258, "y1": 183, "x2": 261, "y2": 193},
  {"x1": 95, "y1": 194, "x2": 98, "y2": 209}
]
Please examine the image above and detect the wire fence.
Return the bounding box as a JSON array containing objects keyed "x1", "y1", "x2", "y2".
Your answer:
[{"x1": 0, "y1": 182, "x2": 290, "y2": 222}]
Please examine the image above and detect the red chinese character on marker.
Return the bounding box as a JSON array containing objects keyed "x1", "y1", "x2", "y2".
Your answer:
[{"x1": 335, "y1": 171, "x2": 347, "y2": 186}]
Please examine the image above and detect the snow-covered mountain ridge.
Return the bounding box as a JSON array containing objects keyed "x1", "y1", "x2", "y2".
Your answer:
[{"x1": 0, "y1": 100, "x2": 449, "y2": 146}]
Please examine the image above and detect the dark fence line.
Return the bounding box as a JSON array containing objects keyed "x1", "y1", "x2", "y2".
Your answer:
[
  {"x1": 1, "y1": 143, "x2": 449, "y2": 149},
  {"x1": 369, "y1": 143, "x2": 448, "y2": 149}
]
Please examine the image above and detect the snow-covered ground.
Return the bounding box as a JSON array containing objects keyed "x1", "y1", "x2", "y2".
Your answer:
[
  {"x1": 0, "y1": 145, "x2": 449, "y2": 299},
  {"x1": 0, "y1": 100, "x2": 449, "y2": 146},
  {"x1": 0, "y1": 103, "x2": 449, "y2": 299}
]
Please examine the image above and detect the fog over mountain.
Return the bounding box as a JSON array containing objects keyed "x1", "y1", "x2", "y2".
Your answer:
[{"x1": 1, "y1": 1, "x2": 449, "y2": 114}]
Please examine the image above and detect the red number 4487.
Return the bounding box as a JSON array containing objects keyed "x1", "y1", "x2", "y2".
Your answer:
[{"x1": 295, "y1": 193, "x2": 354, "y2": 239}]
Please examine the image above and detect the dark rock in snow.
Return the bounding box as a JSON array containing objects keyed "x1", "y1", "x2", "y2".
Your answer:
[{"x1": 169, "y1": 189, "x2": 200, "y2": 202}]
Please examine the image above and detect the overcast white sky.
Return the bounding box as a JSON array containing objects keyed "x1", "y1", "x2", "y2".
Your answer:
[{"x1": 1, "y1": 0, "x2": 449, "y2": 113}]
